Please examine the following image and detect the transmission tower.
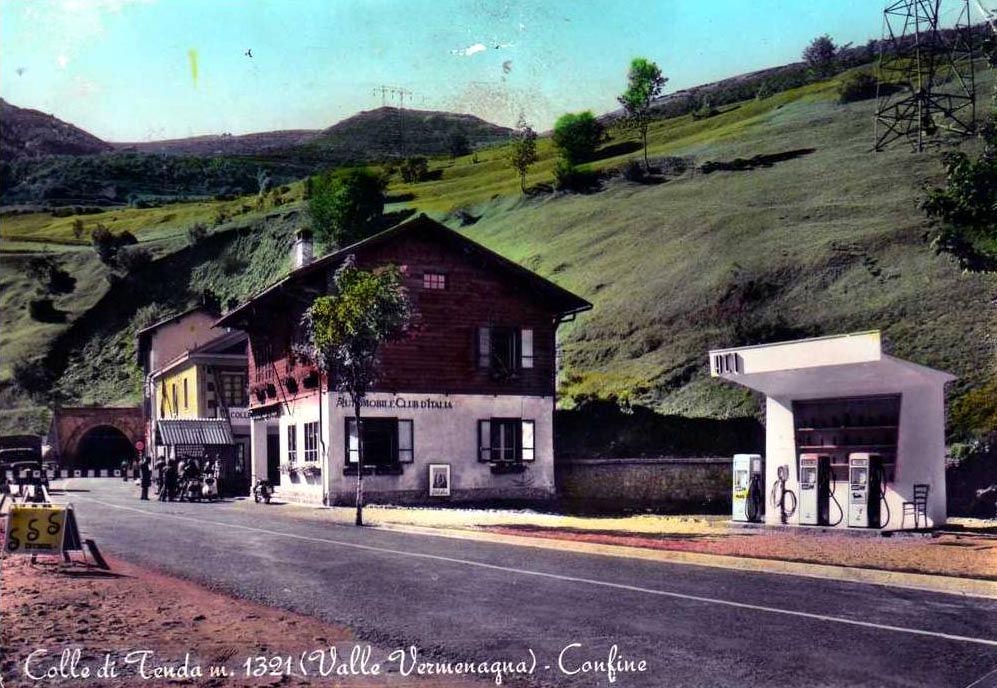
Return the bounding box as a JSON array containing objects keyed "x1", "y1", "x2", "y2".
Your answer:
[
  {"x1": 874, "y1": 0, "x2": 977, "y2": 151},
  {"x1": 371, "y1": 85, "x2": 416, "y2": 156}
]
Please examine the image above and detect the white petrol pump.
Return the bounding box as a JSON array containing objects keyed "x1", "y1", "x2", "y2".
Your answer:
[
  {"x1": 732, "y1": 454, "x2": 764, "y2": 522},
  {"x1": 798, "y1": 454, "x2": 839, "y2": 526},
  {"x1": 848, "y1": 453, "x2": 885, "y2": 528}
]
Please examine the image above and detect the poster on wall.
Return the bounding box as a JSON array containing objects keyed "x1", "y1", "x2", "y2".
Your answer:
[{"x1": 428, "y1": 464, "x2": 451, "y2": 497}]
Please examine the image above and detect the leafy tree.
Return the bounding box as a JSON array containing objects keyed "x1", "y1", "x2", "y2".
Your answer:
[
  {"x1": 300, "y1": 258, "x2": 413, "y2": 526},
  {"x1": 922, "y1": 115, "x2": 997, "y2": 272},
  {"x1": 803, "y1": 35, "x2": 838, "y2": 79},
  {"x1": 90, "y1": 224, "x2": 118, "y2": 265},
  {"x1": 507, "y1": 117, "x2": 538, "y2": 193},
  {"x1": 308, "y1": 168, "x2": 386, "y2": 248},
  {"x1": 552, "y1": 111, "x2": 604, "y2": 165},
  {"x1": 71, "y1": 218, "x2": 85, "y2": 240},
  {"x1": 617, "y1": 57, "x2": 668, "y2": 171},
  {"x1": 448, "y1": 131, "x2": 471, "y2": 159}
]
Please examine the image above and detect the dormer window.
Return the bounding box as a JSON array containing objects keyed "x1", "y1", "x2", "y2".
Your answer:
[{"x1": 422, "y1": 272, "x2": 446, "y2": 290}]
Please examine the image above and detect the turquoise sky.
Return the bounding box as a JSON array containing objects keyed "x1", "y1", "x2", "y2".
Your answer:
[{"x1": 2, "y1": 0, "x2": 994, "y2": 141}]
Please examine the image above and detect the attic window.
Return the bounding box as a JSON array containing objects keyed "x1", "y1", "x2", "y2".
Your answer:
[{"x1": 422, "y1": 272, "x2": 446, "y2": 290}]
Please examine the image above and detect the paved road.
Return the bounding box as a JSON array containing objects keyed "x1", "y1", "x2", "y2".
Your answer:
[{"x1": 46, "y1": 480, "x2": 997, "y2": 687}]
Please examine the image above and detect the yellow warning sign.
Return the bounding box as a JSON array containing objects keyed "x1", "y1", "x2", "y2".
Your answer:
[{"x1": 3, "y1": 504, "x2": 67, "y2": 555}]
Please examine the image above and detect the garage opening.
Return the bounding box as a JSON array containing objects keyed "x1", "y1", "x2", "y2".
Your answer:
[{"x1": 76, "y1": 425, "x2": 134, "y2": 471}]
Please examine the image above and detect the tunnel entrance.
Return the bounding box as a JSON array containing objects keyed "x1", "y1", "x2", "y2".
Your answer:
[{"x1": 75, "y1": 425, "x2": 135, "y2": 471}]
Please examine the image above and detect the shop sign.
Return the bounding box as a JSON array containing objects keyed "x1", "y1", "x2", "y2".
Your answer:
[{"x1": 335, "y1": 396, "x2": 454, "y2": 411}]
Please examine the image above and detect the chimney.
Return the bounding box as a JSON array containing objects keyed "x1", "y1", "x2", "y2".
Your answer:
[{"x1": 293, "y1": 228, "x2": 314, "y2": 269}]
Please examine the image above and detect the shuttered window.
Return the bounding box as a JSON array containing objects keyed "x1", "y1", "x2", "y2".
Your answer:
[{"x1": 477, "y1": 418, "x2": 535, "y2": 463}]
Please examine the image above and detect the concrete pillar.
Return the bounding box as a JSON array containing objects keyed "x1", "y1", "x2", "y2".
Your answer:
[
  {"x1": 764, "y1": 396, "x2": 797, "y2": 526},
  {"x1": 250, "y1": 417, "x2": 269, "y2": 484}
]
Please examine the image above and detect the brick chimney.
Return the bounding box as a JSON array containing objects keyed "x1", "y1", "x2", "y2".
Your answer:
[{"x1": 293, "y1": 228, "x2": 314, "y2": 269}]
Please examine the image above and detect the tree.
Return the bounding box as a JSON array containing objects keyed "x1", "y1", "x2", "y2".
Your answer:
[
  {"x1": 617, "y1": 57, "x2": 667, "y2": 171},
  {"x1": 308, "y1": 168, "x2": 386, "y2": 248},
  {"x1": 507, "y1": 117, "x2": 538, "y2": 193},
  {"x1": 803, "y1": 35, "x2": 838, "y2": 80},
  {"x1": 552, "y1": 111, "x2": 604, "y2": 165},
  {"x1": 448, "y1": 132, "x2": 471, "y2": 159},
  {"x1": 300, "y1": 258, "x2": 413, "y2": 526},
  {"x1": 922, "y1": 113, "x2": 997, "y2": 272}
]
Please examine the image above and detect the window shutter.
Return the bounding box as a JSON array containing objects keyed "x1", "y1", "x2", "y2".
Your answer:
[
  {"x1": 398, "y1": 420, "x2": 414, "y2": 463},
  {"x1": 521, "y1": 420, "x2": 535, "y2": 462},
  {"x1": 477, "y1": 326, "x2": 491, "y2": 369},
  {"x1": 478, "y1": 420, "x2": 491, "y2": 462},
  {"x1": 345, "y1": 418, "x2": 360, "y2": 464},
  {"x1": 521, "y1": 329, "x2": 534, "y2": 369}
]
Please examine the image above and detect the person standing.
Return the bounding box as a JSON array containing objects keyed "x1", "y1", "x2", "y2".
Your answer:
[
  {"x1": 139, "y1": 456, "x2": 152, "y2": 501},
  {"x1": 164, "y1": 458, "x2": 179, "y2": 502}
]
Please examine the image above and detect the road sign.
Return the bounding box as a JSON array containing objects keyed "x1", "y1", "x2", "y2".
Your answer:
[
  {"x1": 3, "y1": 504, "x2": 68, "y2": 555},
  {"x1": 135, "y1": 440, "x2": 145, "y2": 452}
]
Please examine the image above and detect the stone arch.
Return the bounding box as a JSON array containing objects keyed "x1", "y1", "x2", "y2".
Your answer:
[{"x1": 51, "y1": 407, "x2": 144, "y2": 469}]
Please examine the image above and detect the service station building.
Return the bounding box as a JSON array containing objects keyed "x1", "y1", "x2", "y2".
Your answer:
[{"x1": 709, "y1": 331, "x2": 954, "y2": 531}]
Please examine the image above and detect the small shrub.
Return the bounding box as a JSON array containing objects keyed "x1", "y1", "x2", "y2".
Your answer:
[
  {"x1": 11, "y1": 356, "x2": 54, "y2": 397},
  {"x1": 400, "y1": 156, "x2": 430, "y2": 183},
  {"x1": 187, "y1": 222, "x2": 208, "y2": 245},
  {"x1": 553, "y1": 160, "x2": 599, "y2": 192},
  {"x1": 213, "y1": 208, "x2": 228, "y2": 226},
  {"x1": 622, "y1": 159, "x2": 645, "y2": 182},
  {"x1": 838, "y1": 72, "x2": 878, "y2": 103},
  {"x1": 117, "y1": 246, "x2": 153, "y2": 273},
  {"x1": 133, "y1": 302, "x2": 171, "y2": 330},
  {"x1": 71, "y1": 218, "x2": 85, "y2": 240}
]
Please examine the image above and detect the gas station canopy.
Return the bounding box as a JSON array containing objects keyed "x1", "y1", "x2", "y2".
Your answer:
[{"x1": 708, "y1": 331, "x2": 954, "y2": 398}]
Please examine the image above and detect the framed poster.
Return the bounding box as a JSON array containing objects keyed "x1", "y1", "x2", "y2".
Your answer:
[{"x1": 428, "y1": 463, "x2": 451, "y2": 497}]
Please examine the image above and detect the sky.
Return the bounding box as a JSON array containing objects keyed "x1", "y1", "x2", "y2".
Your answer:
[{"x1": 2, "y1": 0, "x2": 995, "y2": 142}]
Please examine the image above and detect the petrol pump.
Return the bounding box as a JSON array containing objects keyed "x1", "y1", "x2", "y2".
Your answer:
[
  {"x1": 798, "y1": 454, "x2": 831, "y2": 526},
  {"x1": 848, "y1": 453, "x2": 884, "y2": 528},
  {"x1": 732, "y1": 454, "x2": 764, "y2": 522}
]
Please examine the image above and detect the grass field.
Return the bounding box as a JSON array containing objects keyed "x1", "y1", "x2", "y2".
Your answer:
[{"x1": 1, "y1": 64, "x2": 995, "y2": 437}]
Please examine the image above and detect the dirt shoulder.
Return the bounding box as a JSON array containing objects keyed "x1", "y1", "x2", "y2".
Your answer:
[{"x1": 0, "y1": 554, "x2": 483, "y2": 688}]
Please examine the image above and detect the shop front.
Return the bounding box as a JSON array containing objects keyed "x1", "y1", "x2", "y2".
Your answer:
[{"x1": 709, "y1": 331, "x2": 954, "y2": 531}]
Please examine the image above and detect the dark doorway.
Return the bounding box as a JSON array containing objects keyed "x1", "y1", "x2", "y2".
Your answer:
[
  {"x1": 76, "y1": 425, "x2": 134, "y2": 471},
  {"x1": 266, "y1": 432, "x2": 280, "y2": 485}
]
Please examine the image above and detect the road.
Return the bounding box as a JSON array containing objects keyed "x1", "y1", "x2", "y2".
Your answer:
[{"x1": 45, "y1": 479, "x2": 997, "y2": 688}]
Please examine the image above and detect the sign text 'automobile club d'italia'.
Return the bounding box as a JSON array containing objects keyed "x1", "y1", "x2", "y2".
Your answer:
[{"x1": 334, "y1": 396, "x2": 455, "y2": 411}]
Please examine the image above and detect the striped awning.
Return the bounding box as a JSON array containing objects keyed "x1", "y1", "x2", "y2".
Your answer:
[{"x1": 156, "y1": 418, "x2": 235, "y2": 446}]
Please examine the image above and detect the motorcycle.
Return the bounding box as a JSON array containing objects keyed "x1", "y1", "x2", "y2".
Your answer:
[
  {"x1": 180, "y1": 475, "x2": 202, "y2": 502},
  {"x1": 201, "y1": 469, "x2": 219, "y2": 501},
  {"x1": 253, "y1": 479, "x2": 273, "y2": 504}
]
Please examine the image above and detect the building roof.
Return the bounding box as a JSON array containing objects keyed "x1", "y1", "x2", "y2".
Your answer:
[
  {"x1": 136, "y1": 306, "x2": 220, "y2": 368},
  {"x1": 708, "y1": 331, "x2": 955, "y2": 398},
  {"x1": 156, "y1": 418, "x2": 234, "y2": 446},
  {"x1": 216, "y1": 213, "x2": 592, "y2": 329},
  {"x1": 151, "y1": 330, "x2": 248, "y2": 381}
]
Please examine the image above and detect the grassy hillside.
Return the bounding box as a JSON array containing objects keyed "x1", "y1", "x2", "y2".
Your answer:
[{"x1": 1, "y1": 64, "x2": 995, "y2": 440}]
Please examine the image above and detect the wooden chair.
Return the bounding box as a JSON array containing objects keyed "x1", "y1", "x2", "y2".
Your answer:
[{"x1": 901, "y1": 484, "x2": 930, "y2": 530}]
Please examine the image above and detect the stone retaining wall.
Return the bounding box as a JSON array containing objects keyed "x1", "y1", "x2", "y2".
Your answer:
[{"x1": 555, "y1": 457, "x2": 732, "y2": 514}]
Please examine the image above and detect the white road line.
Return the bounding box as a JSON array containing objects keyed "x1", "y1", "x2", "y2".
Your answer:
[{"x1": 73, "y1": 495, "x2": 997, "y2": 649}]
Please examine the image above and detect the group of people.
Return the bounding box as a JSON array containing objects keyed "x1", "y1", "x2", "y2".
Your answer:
[{"x1": 140, "y1": 456, "x2": 218, "y2": 501}]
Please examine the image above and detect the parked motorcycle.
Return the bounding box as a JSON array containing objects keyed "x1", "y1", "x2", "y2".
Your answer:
[
  {"x1": 253, "y1": 479, "x2": 273, "y2": 504},
  {"x1": 180, "y1": 475, "x2": 202, "y2": 502},
  {"x1": 201, "y1": 468, "x2": 219, "y2": 501}
]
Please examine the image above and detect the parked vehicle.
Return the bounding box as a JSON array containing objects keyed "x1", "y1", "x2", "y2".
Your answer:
[
  {"x1": 201, "y1": 464, "x2": 219, "y2": 501},
  {"x1": 253, "y1": 479, "x2": 273, "y2": 504}
]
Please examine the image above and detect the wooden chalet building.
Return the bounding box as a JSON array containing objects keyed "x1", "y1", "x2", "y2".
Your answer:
[{"x1": 216, "y1": 214, "x2": 591, "y2": 505}]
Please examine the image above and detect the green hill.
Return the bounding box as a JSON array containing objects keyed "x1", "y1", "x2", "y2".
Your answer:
[{"x1": 1, "y1": 64, "x2": 995, "y2": 441}]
